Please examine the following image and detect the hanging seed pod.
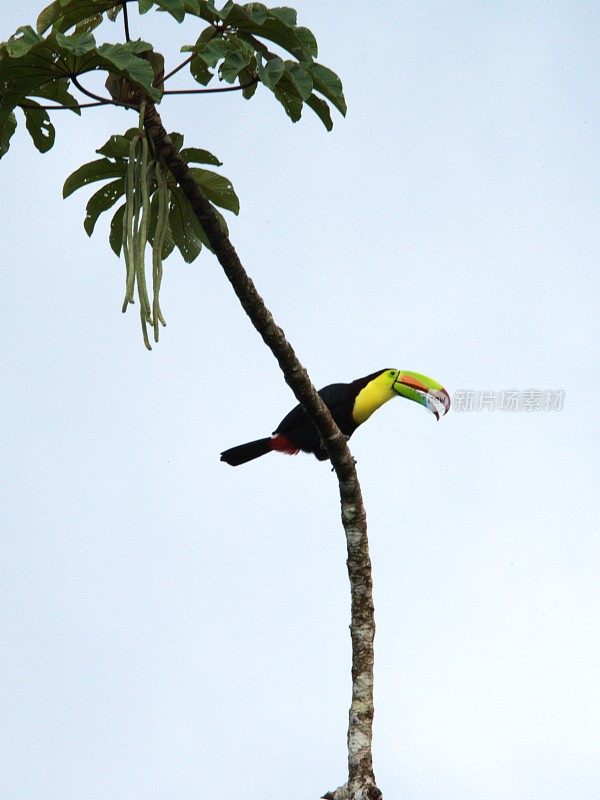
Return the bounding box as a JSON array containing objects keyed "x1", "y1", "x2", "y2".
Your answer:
[
  {"x1": 152, "y1": 159, "x2": 169, "y2": 342},
  {"x1": 120, "y1": 101, "x2": 168, "y2": 350}
]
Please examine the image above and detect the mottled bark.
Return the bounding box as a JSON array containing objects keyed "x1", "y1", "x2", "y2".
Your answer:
[{"x1": 143, "y1": 102, "x2": 382, "y2": 800}]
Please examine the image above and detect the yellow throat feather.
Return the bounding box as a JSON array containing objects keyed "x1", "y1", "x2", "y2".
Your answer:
[{"x1": 351, "y1": 371, "x2": 397, "y2": 425}]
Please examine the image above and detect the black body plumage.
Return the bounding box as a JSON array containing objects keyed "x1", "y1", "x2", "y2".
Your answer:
[{"x1": 220, "y1": 370, "x2": 387, "y2": 466}]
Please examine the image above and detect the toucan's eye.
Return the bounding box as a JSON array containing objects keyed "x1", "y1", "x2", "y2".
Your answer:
[{"x1": 389, "y1": 370, "x2": 396, "y2": 377}]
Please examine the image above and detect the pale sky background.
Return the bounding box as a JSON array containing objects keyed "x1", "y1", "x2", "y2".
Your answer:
[{"x1": 1, "y1": 2, "x2": 599, "y2": 799}]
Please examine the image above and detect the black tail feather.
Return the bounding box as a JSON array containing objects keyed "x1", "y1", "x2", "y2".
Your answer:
[{"x1": 220, "y1": 437, "x2": 272, "y2": 466}]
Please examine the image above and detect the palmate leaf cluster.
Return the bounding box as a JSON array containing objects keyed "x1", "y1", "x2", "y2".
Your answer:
[
  {"x1": 1, "y1": 0, "x2": 346, "y2": 158},
  {"x1": 179, "y1": 1, "x2": 346, "y2": 129},
  {"x1": 33, "y1": 1, "x2": 346, "y2": 127},
  {"x1": 0, "y1": 0, "x2": 346, "y2": 343},
  {"x1": 64, "y1": 128, "x2": 238, "y2": 264},
  {"x1": 0, "y1": 26, "x2": 160, "y2": 157}
]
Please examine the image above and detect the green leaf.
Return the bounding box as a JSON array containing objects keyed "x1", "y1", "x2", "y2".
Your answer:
[
  {"x1": 295, "y1": 26, "x2": 318, "y2": 59},
  {"x1": 231, "y1": 16, "x2": 313, "y2": 62},
  {"x1": 97, "y1": 38, "x2": 153, "y2": 58},
  {"x1": 31, "y1": 77, "x2": 81, "y2": 114},
  {"x1": 37, "y1": 1, "x2": 122, "y2": 35},
  {"x1": 63, "y1": 157, "x2": 127, "y2": 198},
  {"x1": 257, "y1": 54, "x2": 284, "y2": 89},
  {"x1": 270, "y1": 6, "x2": 297, "y2": 27},
  {"x1": 146, "y1": 50, "x2": 165, "y2": 86},
  {"x1": 273, "y1": 84, "x2": 302, "y2": 123},
  {"x1": 154, "y1": 0, "x2": 186, "y2": 22},
  {"x1": 106, "y1": 6, "x2": 123, "y2": 22},
  {"x1": 96, "y1": 134, "x2": 132, "y2": 158},
  {"x1": 305, "y1": 93, "x2": 332, "y2": 131},
  {"x1": 194, "y1": 23, "x2": 219, "y2": 44},
  {"x1": 309, "y1": 62, "x2": 346, "y2": 115},
  {"x1": 74, "y1": 12, "x2": 104, "y2": 33},
  {"x1": 0, "y1": 28, "x2": 161, "y2": 157},
  {"x1": 169, "y1": 187, "x2": 204, "y2": 263},
  {"x1": 234, "y1": 28, "x2": 268, "y2": 57},
  {"x1": 97, "y1": 41, "x2": 160, "y2": 99},
  {"x1": 6, "y1": 26, "x2": 43, "y2": 58},
  {"x1": 203, "y1": 0, "x2": 232, "y2": 19},
  {"x1": 234, "y1": 34, "x2": 256, "y2": 60},
  {"x1": 239, "y1": 64, "x2": 258, "y2": 98},
  {"x1": 54, "y1": 29, "x2": 96, "y2": 55},
  {"x1": 272, "y1": 71, "x2": 303, "y2": 122},
  {"x1": 0, "y1": 84, "x2": 46, "y2": 146},
  {"x1": 216, "y1": 1, "x2": 235, "y2": 21},
  {"x1": 21, "y1": 100, "x2": 55, "y2": 153},
  {"x1": 84, "y1": 177, "x2": 126, "y2": 235},
  {"x1": 211, "y1": 205, "x2": 229, "y2": 238},
  {"x1": 170, "y1": 131, "x2": 184, "y2": 150},
  {"x1": 138, "y1": 0, "x2": 154, "y2": 12},
  {"x1": 219, "y1": 49, "x2": 250, "y2": 83},
  {"x1": 188, "y1": 0, "x2": 216, "y2": 19},
  {"x1": 243, "y1": 3, "x2": 268, "y2": 24},
  {"x1": 195, "y1": 38, "x2": 228, "y2": 68},
  {"x1": 179, "y1": 146, "x2": 222, "y2": 166},
  {"x1": 36, "y1": 1, "x2": 62, "y2": 34},
  {"x1": 190, "y1": 167, "x2": 239, "y2": 214},
  {"x1": 286, "y1": 61, "x2": 312, "y2": 100},
  {"x1": 190, "y1": 54, "x2": 212, "y2": 85},
  {"x1": 0, "y1": 111, "x2": 17, "y2": 158},
  {"x1": 109, "y1": 202, "x2": 126, "y2": 256}
]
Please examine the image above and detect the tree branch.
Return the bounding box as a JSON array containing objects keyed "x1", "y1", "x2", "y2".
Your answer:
[
  {"x1": 162, "y1": 21, "x2": 225, "y2": 84},
  {"x1": 142, "y1": 101, "x2": 382, "y2": 800},
  {"x1": 163, "y1": 77, "x2": 258, "y2": 95},
  {"x1": 162, "y1": 54, "x2": 194, "y2": 83},
  {"x1": 66, "y1": 74, "x2": 259, "y2": 110},
  {"x1": 70, "y1": 75, "x2": 117, "y2": 106},
  {"x1": 121, "y1": 0, "x2": 131, "y2": 43},
  {"x1": 17, "y1": 100, "x2": 105, "y2": 109}
]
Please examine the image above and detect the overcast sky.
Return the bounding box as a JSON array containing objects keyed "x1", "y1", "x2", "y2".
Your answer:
[{"x1": 2, "y1": 2, "x2": 599, "y2": 799}]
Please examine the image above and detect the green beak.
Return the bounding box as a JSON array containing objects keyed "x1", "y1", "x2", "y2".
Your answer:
[{"x1": 393, "y1": 371, "x2": 451, "y2": 420}]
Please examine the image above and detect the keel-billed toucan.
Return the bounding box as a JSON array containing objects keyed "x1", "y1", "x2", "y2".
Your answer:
[{"x1": 220, "y1": 369, "x2": 450, "y2": 466}]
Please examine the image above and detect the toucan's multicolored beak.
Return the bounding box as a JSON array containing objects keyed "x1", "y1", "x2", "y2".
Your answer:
[{"x1": 392, "y1": 371, "x2": 451, "y2": 420}]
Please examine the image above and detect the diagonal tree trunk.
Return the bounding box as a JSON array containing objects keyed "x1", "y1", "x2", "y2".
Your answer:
[{"x1": 144, "y1": 102, "x2": 382, "y2": 800}]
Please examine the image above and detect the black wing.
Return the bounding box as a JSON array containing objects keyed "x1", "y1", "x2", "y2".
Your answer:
[
  {"x1": 274, "y1": 381, "x2": 357, "y2": 452},
  {"x1": 274, "y1": 382, "x2": 350, "y2": 429}
]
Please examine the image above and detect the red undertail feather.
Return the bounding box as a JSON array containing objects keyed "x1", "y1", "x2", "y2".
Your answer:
[{"x1": 271, "y1": 434, "x2": 300, "y2": 455}]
